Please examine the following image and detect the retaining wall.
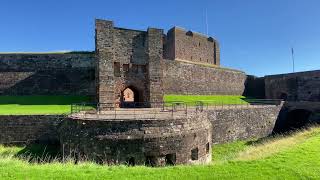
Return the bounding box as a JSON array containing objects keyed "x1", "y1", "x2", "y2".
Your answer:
[
  {"x1": 208, "y1": 105, "x2": 283, "y2": 143},
  {"x1": 0, "y1": 115, "x2": 64, "y2": 145}
]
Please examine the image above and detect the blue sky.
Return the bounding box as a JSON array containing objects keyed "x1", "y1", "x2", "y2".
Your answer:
[{"x1": 1, "y1": 0, "x2": 319, "y2": 76}]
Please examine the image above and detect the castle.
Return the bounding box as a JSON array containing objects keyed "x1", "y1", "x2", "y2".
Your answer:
[
  {"x1": 0, "y1": 19, "x2": 319, "y2": 166},
  {"x1": 95, "y1": 19, "x2": 221, "y2": 107}
]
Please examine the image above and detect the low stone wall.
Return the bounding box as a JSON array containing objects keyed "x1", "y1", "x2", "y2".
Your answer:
[
  {"x1": 59, "y1": 112, "x2": 212, "y2": 166},
  {"x1": 162, "y1": 60, "x2": 246, "y2": 95},
  {"x1": 208, "y1": 105, "x2": 283, "y2": 143},
  {"x1": 0, "y1": 115, "x2": 64, "y2": 145}
]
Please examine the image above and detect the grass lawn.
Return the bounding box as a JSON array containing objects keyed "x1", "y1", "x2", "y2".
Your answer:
[
  {"x1": 0, "y1": 126, "x2": 320, "y2": 179},
  {"x1": 164, "y1": 95, "x2": 249, "y2": 105},
  {"x1": 0, "y1": 96, "x2": 91, "y2": 115},
  {"x1": 0, "y1": 95, "x2": 250, "y2": 115}
]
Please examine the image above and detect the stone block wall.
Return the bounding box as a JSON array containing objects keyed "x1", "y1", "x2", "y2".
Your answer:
[
  {"x1": 164, "y1": 27, "x2": 220, "y2": 66},
  {"x1": 207, "y1": 105, "x2": 283, "y2": 143},
  {"x1": 95, "y1": 20, "x2": 116, "y2": 105},
  {"x1": 95, "y1": 19, "x2": 164, "y2": 107},
  {"x1": 162, "y1": 59, "x2": 246, "y2": 95},
  {"x1": 0, "y1": 115, "x2": 64, "y2": 145},
  {"x1": 147, "y1": 28, "x2": 164, "y2": 104},
  {"x1": 0, "y1": 53, "x2": 95, "y2": 95},
  {"x1": 265, "y1": 70, "x2": 320, "y2": 101}
]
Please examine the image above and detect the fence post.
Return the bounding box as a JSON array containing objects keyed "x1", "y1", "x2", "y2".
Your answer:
[
  {"x1": 134, "y1": 103, "x2": 136, "y2": 120},
  {"x1": 162, "y1": 102, "x2": 165, "y2": 111},
  {"x1": 185, "y1": 103, "x2": 188, "y2": 117},
  {"x1": 172, "y1": 103, "x2": 174, "y2": 118}
]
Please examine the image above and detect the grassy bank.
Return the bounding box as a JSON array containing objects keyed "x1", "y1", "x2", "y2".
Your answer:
[
  {"x1": 164, "y1": 95, "x2": 249, "y2": 105},
  {"x1": 0, "y1": 95, "x2": 249, "y2": 115},
  {"x1": 0, "y1": 96, "x2": 91, "y2": 115},
  {"x1": 0, "y1": 127, "x2": 320, "y2": 179}
]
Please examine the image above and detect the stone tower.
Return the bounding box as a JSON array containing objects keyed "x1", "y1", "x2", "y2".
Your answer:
[{"x1": 95, "y1": 19, "x2": 164, "y2": 108}]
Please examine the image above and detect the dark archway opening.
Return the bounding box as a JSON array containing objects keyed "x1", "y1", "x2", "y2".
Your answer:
[
  {"x1": 165, "y1": 154, "x2": 176, "y2": 166},
  {"x1": 279, "y1": 92, "x2": 288, "y2": 101},
  {"x1": 278, "y1": 109, "x2": 313, "y2": 132},
  {"x1": 127, "y1": 157, "x2": 135, "y2": 166},
  {"x1": 120, "y1": 86, "x2": 141, "y2": 108},
  {"x1": 145, "y1": 156, "x2": 157, "y2": 167}
]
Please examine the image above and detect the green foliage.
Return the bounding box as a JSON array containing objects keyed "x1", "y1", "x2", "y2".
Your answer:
[
  {"x1": 1, "y1": 127, "x2": 320, "y2": 179},
  {"x1": 164, "y1": 95, "x2": 249, "y2": 105},
  {"x1": 0, "y1": 96, "x2": 91, "y2": 115}
]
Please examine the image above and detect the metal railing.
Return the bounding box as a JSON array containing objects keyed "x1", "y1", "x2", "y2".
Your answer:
[{"x1": 70, "y1": 99, "x2": 283, "y2": 120}]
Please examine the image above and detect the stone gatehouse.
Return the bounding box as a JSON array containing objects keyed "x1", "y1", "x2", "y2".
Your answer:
[{"x1": 95, "y1": 19, "x2": 222, "y2": 107}]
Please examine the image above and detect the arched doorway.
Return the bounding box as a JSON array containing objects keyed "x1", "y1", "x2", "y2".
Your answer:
[{"x1": 120, "y1": 86, "x2": 141, "y2": 108}]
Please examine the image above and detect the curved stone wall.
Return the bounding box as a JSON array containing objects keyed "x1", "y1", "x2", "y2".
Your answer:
[{"x1": 59, "y1": 113, "x2": 212, "y2": 166}]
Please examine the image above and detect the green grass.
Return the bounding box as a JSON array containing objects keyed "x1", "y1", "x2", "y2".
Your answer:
[
  {"x1": 164, "y1": 95, "x2": 249, "y2": 105},
  {"x1": 0, "y1": 96, "x2": 91, "y2": 115},
  {"x1": 1, "y1": 126, "x2": 320, "y2": 179},
  {"x1": 0, "y1": 51, "x2": 94, "y2": 54},
  {"x1": 0, "y1": 95, "x2": 250, "y2": 115}
]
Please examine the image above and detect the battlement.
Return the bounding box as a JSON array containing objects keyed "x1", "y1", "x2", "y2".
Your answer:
[{"x1": 163, "y1": 27, "x2": 220, "y2": 66}]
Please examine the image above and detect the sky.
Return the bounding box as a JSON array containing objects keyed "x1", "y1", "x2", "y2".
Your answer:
[{"x1": 0, "y1": 0, "x2": 320, "y2": 76}]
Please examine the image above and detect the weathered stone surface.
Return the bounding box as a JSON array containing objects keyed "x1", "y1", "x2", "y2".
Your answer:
[
  {"x1": 59, "y1": 112, "x2": 212, "y2": 166},
  {"x1": 0, "y1": 115, "x2": 63, "y2": 145},
  {"x1": 95, "y1": 19, "x2": 164, "y2": 107},
  {"x1": 163, "y1": 27, "x2": 220, "y2": 66},
  {"x1": 162, "y1": 60, "x2": 246, "y2": 95},
  {"x1": 265, "y1": 70, "x2": 320, "y2": 101},
  {"x1": 0, "y1": 53, "x2": 95, "y2": 95},
  {"x1": 207, "y1": 105, "x2": 283, "y2": 143}
]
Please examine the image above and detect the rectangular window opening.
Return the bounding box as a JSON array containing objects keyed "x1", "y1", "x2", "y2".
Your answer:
[
  {"x1": 114, "y1": 62, "x2": 120, "y2": 77},
  {"x1": 191, "y1": 147, "x2": 199, "y2": 160}
]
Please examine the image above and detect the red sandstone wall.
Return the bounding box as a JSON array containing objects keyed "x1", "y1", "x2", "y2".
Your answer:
[{"x1": 164, "y1": 27, "x2": 220, "y2": 66}]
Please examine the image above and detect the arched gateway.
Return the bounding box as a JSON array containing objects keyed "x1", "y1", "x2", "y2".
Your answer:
[{"x1": 121, "y1": 86, "x2": 141, "y2": 108}]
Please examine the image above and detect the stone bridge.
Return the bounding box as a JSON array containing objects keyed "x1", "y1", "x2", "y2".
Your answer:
[{"x1": 274, "y1": 101, "x2": 320, "y2": 132}]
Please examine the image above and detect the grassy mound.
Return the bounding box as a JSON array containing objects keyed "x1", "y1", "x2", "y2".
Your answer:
[
  {"x1": 1, "y1": 126, "x2": 320, "y2": 179},
  {"x1": 0, "y1": 96, "x2": 91, "y2": 115},
  {"x1": 164, "y1": 95, "x2": 249, "y2": 105}
]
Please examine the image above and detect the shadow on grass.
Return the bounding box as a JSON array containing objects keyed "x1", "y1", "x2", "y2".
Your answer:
[{"x1": 15, "y1": 142, "x2": 61, "y2": 163}]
